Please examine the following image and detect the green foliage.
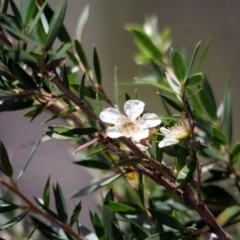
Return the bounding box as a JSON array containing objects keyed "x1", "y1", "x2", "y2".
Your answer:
[{"x1": 0, "y1": 2, "x2": 238, "y2": 240}]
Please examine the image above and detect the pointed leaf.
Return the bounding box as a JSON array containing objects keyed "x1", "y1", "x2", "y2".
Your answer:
[
  {"x1": 75, "y1": 39, "x2": 90, "y2": 72},
  {"x1": 17, "y1": 136, "x2": 43, "y2": 181},
  {"x1": 93, "y1": 47, "x2": 102, "y2": 85},
  {"x1": 79, "y1": 73, "x2": 86, "y2": 100},
  {"x1": 62, "y1": 64, "x2": 69, "y2": 89},
  {"x1": 9, "y1": 0, "x2": 23, "y2": 29},
  {"x1": 0, "y1": 204, "x2": 19, "y2": 213},
  {"x1": 69, "y1": 202, "x2": 82, "y2": 227},
  {"x1": 43, "y1": 176, "x2": 51, "y2": 208},
  {"x1": 130, "y1": 222, "x2": 149, "y2": 240},
  {"x1": 45, "y1": 1, "x2": 67, "y2": 50},
  {"x1": 93, "y1": 212, "x2": 108, "y2": 240},
  {"x1": 111, "y1": 222, "x2": 124, "y2": 240},
  {"x1": 175, "y1": 160, "x2": 196, "y2": 188},
  {"x1": 103, "y1": 201, "x2": 140, "y2": 213},
  {"x1": 114, "y1": 158, "x2": 142, "y2": 167},
  {"x1": 184, "y1": 73, "x2": 204, "y2": 87},
  {"x1": 200, "y1": 147, "x2": 227, "y2": 161},
  {"x1": 170, "y1": 49, "x2": 186, "y2": 82},
  {"x1": 70, "y1": 173, "x2": 122, "y2": 198},
  {"x1": 211, "y1": 127, "x2": 227, "y2": 145},
  {"x1": 53, "y1": 183, "x2": 68, "y2": 223},
  {"x1": 0, "y1": 141, "x2": 13, "y2": 177},
  {"x1": 20, "y1": 0, "x2": 36, "y2": 27},
  {"x1": 158, "y1": 93, "x2": 183, "y2": 112},
  {"x1": 0, "y1": 211, "x2": 28, "y2": 230},
  {"x1": 76, "y1": 5, "x2": 89, "y2": 41},
  {"x1": 74, "y1": 159, "x2": 111, "y2": 170},
  {"x1": 149, "y1": 209, "x2": 184, "y2": 231},
  {"x1": 230, "y1": 142, "x2": 240, "y2": 165}
]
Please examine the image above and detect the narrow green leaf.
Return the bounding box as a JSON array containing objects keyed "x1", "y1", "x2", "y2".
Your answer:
[
  {"x1": 196, "y1": 38, "x2": 212, "y2": 72},
  {"x1": 74, "y1": 159, "x2": 111, "y2": 170},
  {"x1": 175, "y1": 160, "x2": 196, "y2": 188},
  {"x1": 20, "y1": 0, "x2": 36, "y2": 27},
  {"x1": 170, "y1": 49, "x2": 186, "y2": 82},
  {"x1": 53, "y1": 183, "x2": 68, "y2": 223},
  {"x1": 62, "y1": 64, "x2": 69, "y2": 89},
  {"x1": 76, "y1": 5, "x2": 89, "y2": 41},
  {"x1": 149, "y1": 209, "x2": 184, "y2": 231},
  {"x1": 211, "y1": 127, "x2": 227, "y2": 145},
  {"x1": 70, "y1": 173, "x2": 122, "y2": 198},
  {"x1": 93, "y1": 47, "x2": 102, "y2": 85},
  {"x1": 74, "y1": 39, "x2": 90, "y2": 72},
  {"x1": 111, "y1": 222, "x2": 124, "y2": 240},
  {"x1": 200, "y1": 147, "x2": 227, "y2": 161},
  {"x1": 230, "y1": 142, "x2": 240, "y2": 164},
  {"x1": 2, "y1": 0, "x2": 9, "y2": 14},
  {"x1": 130, "y1": 222, "x2": 149, "y2": 240},
  {"x1": 103, "y1": 201, "x2": 139, "y2": 213},
  {"x1": 8, "y1": 60, "x2": 38, "y2": 90},
  {"x1": 102, "y1": 189, "x2": 115, "y2": 240},
  {"x1": 222, "y1": 79, "x2": 232, "y2": 144},
  {"x1": 0, "y1": 141, "x2": 13, "y2": 177},
  {"x1": 158, "y1": 93, "x2": 183, "y2": 112},
  {"x1": 45, "y1": 0, "x2": 67, "y2": 50},
  {"x1": 93, "y1": 212, "x2": 108, "y2": 240},
  {"x1": 43, "y1": 176, "x2": 51, "y2": 208},
  {"x1": 27, "y1": 225, "x2": 38, "y2": 240},
  {"x1": 184, "y1": 73, "x2": 204, "y2": 87},
  {"x1": 184, "y1": 42, "x2": 201, "y2": 82},
  {"x1": 114, "y1": 158, "x2": 142, "y2": 167},
  {"x1": 45, "y1": 132, "x2": 78, "y2": 141},
  {"x1": 69, "y1": 202, "x2": 82, "y2": 227},
  {"x1": 162, "y1": 144, "x2": 189, "y2": 157},
  {"x1": 17, "y1": 135, "x2": 43, "y2": 182},
  {"x1": 198, "y1": 88, "x2": 217, "y2": 120},
  {"x1": 79, "y1": 73, "x2": 86, "y2": 100},
  {"x1": 9, "y1": 0, "x2": 23, "y2": 29},
  {"x1": 0, "y1": 204, "x2": 19, "y2": 213},
  {"x1": 0, "y1": 211, "x2": 28, "y2": 230},
  {"x1": 94, "y1": 92, "x2": 102, "y2": 116},
  {"x1": 145, "y1": 233, "x2": 160, "y2": 240}
]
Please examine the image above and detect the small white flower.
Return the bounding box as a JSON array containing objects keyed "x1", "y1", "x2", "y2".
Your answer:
[
  {"x1": 100, "y1": 100, "x2": 161, "y2": 141},
  {"x1": 158, "y1": 119, "x2": 190, "y2": 148}
]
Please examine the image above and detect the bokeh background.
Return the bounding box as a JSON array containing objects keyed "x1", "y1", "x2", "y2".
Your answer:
[{"x1": 1, "y1": 0, "x2": 240, "y2": 231}]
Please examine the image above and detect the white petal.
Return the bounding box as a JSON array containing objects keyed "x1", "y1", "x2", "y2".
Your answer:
[
  {"x1": 141, "y1": 113, "x2": 161, "y2": 128},
  {"x1": 106, "y1": 126, "x2": 123, "y2": 138},
  {"x1": 132, "y1": 129, "x2": 149, "y2": 141},
  {"x1": 124, "y1": 100, "x2": 145, "y2": 121},
  {"x1": 160, "y1": 127, "x2": 172, "y2": 136},
  {"x1": 158, "y1": 138, "x2": 179, "y2": 148},
  {"x1": 100, "y1": 108, "x2": 121, "y2": 124}
]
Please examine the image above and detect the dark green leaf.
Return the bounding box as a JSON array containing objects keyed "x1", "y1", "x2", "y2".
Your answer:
[
  {"x1": 93, "y1": 47, "x2": 102, "y2": 85},
  {"x1": 61, "y1": 64, "x2": 69, "y2": 90},
  {"x1": 162, "y1": 144, "x2": 189, "y2": 157},
  {"x1": 55, "y1": 42, "x2": 72, "y2": 59},
  {"x1": 202, "y1": 185, "x2": 238, "y2": 206},
  {"x1": 45, "y1": 1, "x2": 67, "y2": 50},
  {"x1": 158, "y1": 93, "x2": 183, "y2": 112},
  {"x1": 230, "y1": 142, "x2": 240, "y2": 164},
  {"x1": 17, "y1": 135, "x2": 43, "y2": 182},
  {"x1": 94, "y1": 92, "x2": 102, "y2": 116},
  {"x1": 48, "y1": 125, "x2": 97, "y2": 135},
  {"x1": 2, "y1": 0, "x2": 9, "y2": 14},
  {"x1": 76, "y1": 5, "x2": 89, "y2": 41},
  {"x1": 93, "y1": 212, "x2": 108, "y2": 240},
  {"x1": 45, "y1": 131, "x2": 78, "y2": 141},
  {"x1": 9, "y1": 0, "x2": 23, "y2": 29},
  {"x1": 69, "y1": 202, "x2": 82, "y2": 227},
  {"x1": 184, "y1": 42, "x2": 201, "y2": 81},
  {"x1": 102, "y1": 189, "x2": 115, "y2": 240},
  {"x1": 111, "y1": 222, "x2": 124, "y2": 240},
  {"x1": 198, "y1": 88, "x2": 217, "y2": 121},
  {"x1": 8, "y1": 59, "x2": 38, "y2": 90},
  {"x1": 79, "y1": 73, "x2": 86, "y2": 100},
  {"x1": 75, "y1": 39, "x2": 90, "y2": 72},
  {"x1": 103, "y1": 201, "x2": 140, "y2": 213},
  {"x1": 130, "y1": 222, "x2": 149, "y2": 240},
  {"x1": 0, "y1": 204, "x2": 19, "y2": 213},
  {"x1": 114, "y1": 158, "x2": 142, "y2": 167},
  {"x1": 0, "y1": 141, "x2": 13, "y2": 177},
  {"x1": 145, "y1": 233, "x2": 160, "y2": 240},
  {"x1": 222, "y1": 79, "x2": 232, "y2": 145},
  {"x1": 74, "y1": 159, "x2": 111, "y2": 170},
  {"x1": 149, "y1": 209, "x2": 184, "y2": 231},
  {"x1": 0, "y1": 211, "x2": 28, "y2": 230},
  {"x1": 170, "y1": 49, "x2": 186, "y2": 82},
  {"x1": 127, "y1": 28, "x2": 162, "y2": 62},
  {"x1": 20, "y1": 0, "x2": 36, "y2": 27},
  {"x1": 175, "y1": 160, "x2": 196, "y2": 188},
  {"x1": 43, "y1": 176, "x2": 51, "y2": 208},
  {"x1": 53, "y1": 183, "x2": 68, "y2": 223},
  {"x1": 211, "y1": 127, "x2": 227, "y2": 145},
  {"x1": 203, "y1": 169, "x2": 230, "y2": 183},
  {"x1": 70, "y1": 173, "x2": 122, "y2": 198},
  {"x1": 184, "y1": 73, "x2": 204, "y2": 87}
]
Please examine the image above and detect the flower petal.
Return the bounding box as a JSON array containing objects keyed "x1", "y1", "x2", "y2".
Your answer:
[
  {"x1": 106, "y1": 126, "x2": 123, "y2": 138},
  {"x1": 132, "y1": 128, "x2": 149, "y2": 141},
  {"x1": 124, "y1": 100, "x2": 145, "y2": 121},
  {"x1": 158, "y1": 138, "x2": 179, "y2": 148},
  {"x1": 141, "y1": 113, "x2": 161, "y2": 128},
  {"x1": 100, "y1": 108, "x2": 121, "y2": 124},
  {"x1": 160, "y1": 127, "x2": 172, "y2": 136}
]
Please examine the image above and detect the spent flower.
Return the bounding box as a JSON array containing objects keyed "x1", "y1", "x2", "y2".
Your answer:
[
  {"x1": 158, "y1": 119, "x2": 190, "y2": 148},
  {"x1": 100, "y1": 100, "x2": 161, "y2": 141}
]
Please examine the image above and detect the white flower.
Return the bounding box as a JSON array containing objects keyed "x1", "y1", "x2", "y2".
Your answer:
[
  {"x1": 100, "y1": 100, "x2": 161, "y2": 141},
  {"x1": 158, "y1": 119, "x2": 190, "y2": 148}
]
